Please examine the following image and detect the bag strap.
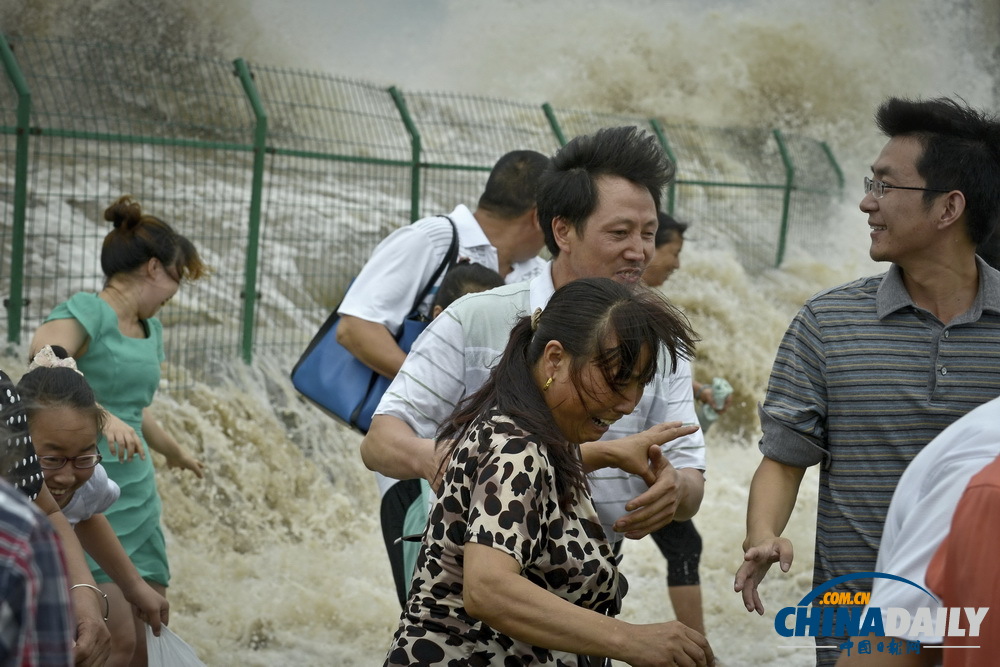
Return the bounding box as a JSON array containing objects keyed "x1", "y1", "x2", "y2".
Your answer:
[{"x1": 407, "y1": 215, "x2": 459, "y2": 318}]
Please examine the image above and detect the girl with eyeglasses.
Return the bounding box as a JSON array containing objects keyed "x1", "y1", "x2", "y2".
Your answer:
[{"x1": 19, "y1": 345, "x2": 169, "y2": 667}]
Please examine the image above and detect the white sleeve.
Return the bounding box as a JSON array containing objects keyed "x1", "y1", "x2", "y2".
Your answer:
[
  {"x1": 337, "y1": 224, "x2": 440, "y2": 332},
  {"x1": 867, "y1": 455, "x2": 996, "y2": 643},
  {"x1": 375, "y1": 305, "x2": 468, "y2": 438},
  {"x1": 655, "y1": 356, "x2": 705, "y2": 470}
]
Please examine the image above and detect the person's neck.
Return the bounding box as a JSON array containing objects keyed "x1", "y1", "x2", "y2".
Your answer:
[
  {"x1": 548, "y1": 256, "x2": 577, "y2": 291},
  {"x1": 475, "y1": 209, "x2": 529, "y2": 278},
  {"x1": 99, "y1": 281, "x2": 141, "y2": 325},
  {"x1": 899, "y1": 251, "x2": 980, "y2": 324}
]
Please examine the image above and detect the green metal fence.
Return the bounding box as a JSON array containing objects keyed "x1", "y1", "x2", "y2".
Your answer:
[{"x1": 0, "y1": 35, "x2": 843, "y2": 391}]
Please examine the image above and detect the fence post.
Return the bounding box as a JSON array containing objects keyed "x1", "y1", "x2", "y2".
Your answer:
[
  {"x1": 772, "y1": 128, "x2": 795, "y2": 268},
  {"x1": 649, "y1": 118, "x2": 678, "y2": 215},
  {"x1": 541, "y1": 103, "x2": 566, "y2": 146},
  {"x1": 232, "y1": 58, "x2": 268, "y2": 364},
  {"x1": 389, "y1": 87, "x2": 421, "y2": 222},
  {"x1": 820, "y1": 140, "x2": 845, "y2": 192},
  {"x1": 0, "y1": 36, "x2": 31, "y2": 346}
]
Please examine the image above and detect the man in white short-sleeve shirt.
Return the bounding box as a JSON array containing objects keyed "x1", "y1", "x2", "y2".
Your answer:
[
  {"x1": 362, "y1": 126, "x2": 707, "y2": 595},
  {"x1": 338, "y1": 150, "x2": 551, "y2": 606},
  {"x1": 336, "y1": 150, "x2": 551, "y2": 381}
]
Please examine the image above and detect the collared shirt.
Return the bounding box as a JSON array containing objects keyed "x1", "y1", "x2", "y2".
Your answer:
[
  {"x1": 0, "y1": 480, "x2": 74, "y2": 667},
  {"x1": 377, "y1": 264, "x2": 705, "y2": 541},
  {"x1": 759, "y1": 256, "x2": 1000, "y2": 656},
  {"x1": 337, "y1": 204, "x2": 547, "y2": 332}
]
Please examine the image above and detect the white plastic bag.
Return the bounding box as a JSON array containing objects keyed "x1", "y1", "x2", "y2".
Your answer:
[{"x1": 146, "y1": 625, "x2": 206, "y2": 667}]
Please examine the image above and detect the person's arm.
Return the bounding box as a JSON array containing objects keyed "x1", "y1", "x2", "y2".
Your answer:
[
  {"x1": 336, "y1": 219, "x2": 445, "y2": 377},
  {"x1": 335, "y1": 315, "x2": 407, "y2": 379},
  {"x1": 33, "y1": 485, "x2": 112, "y2": 667},
  {"x1": 361, "y1": 414, "x2": 441, "y2": 483},
  {"x1": 31, "y1": 319, "x2": 143, "y2": 462},
  {"x1": 74, "y1": 514, "x2": 169, "y2": 635},
  {"x1": 362, "y1": 303, "x2": 470, "y2": 486},
  {"x1": 733, "y1": 456, "x2": 806, "y2": 614},
  {"x1": 463, "y1": 543, "x2": 713, "y2": 666},
  {"x1": 141, "y1": 409, "x2": 204, "y2": 478},
  {"x1": 692, "y1": 380, "x2": 733, "y2": 413},
  {"x1": 579, "y1": 422, "x2": 699, "y2": 480}
]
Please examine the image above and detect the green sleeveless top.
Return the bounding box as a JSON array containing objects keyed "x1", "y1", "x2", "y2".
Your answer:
[{"x1": 46, "y1": 292, "x2": 169, "y2": 584}]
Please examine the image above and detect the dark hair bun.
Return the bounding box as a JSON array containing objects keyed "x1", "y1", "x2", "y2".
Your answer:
[{"x1": 103, "y1": 195, "x2": 143, "y2": 231}]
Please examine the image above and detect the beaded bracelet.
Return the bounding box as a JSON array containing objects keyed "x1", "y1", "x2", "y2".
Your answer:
[{"x1": 70, "y1": 583, "x2": 110, "y2": 621}]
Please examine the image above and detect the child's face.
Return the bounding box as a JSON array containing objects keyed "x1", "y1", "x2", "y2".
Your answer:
[{"x1": 31, "y1": 405, "x2": 100, "y2": 509}]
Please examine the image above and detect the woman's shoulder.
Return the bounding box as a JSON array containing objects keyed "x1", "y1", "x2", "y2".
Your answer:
[
  {"x1": 470, "y1": 411, "x2": 550, "y2": 464},
  {"x1": 46, "y1": 292, "x2": 110, "y2": 330}
]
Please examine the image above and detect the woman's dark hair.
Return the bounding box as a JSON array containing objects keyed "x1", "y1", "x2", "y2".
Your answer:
[
  {"x1": 432, "y1": 261, "x2": 505, "y2": 314},
  {"x1": 18, "y1": 346, "x2": 105, "y2": 432},
  {"x1": 436, "y1": 277, "x2": 696, "y2": 508},
  {"x1": 101, "y1": 195, "x2": 209, "y2": 282}
]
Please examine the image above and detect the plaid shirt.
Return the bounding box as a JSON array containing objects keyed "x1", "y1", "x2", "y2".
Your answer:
[{"x1": 0, "y1": 480, "x2": 73, "y2": 667}]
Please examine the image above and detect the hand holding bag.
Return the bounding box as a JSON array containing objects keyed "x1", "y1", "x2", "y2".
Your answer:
[{"x1": 291, "y1": 217, "x2": 458, "y2": 434}]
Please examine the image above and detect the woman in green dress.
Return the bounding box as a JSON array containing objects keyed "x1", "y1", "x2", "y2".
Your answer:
[{"x1": 31, "y1": 194, "x2": 207, "y2": 667}]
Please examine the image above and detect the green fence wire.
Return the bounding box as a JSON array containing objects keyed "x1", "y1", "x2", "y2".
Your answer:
[{"x1": 0, "y1": 35, "x2": 843, "y2": 392}]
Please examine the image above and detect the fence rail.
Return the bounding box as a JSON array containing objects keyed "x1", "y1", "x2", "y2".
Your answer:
[{"x1": 0, "y1": 35, "x2": 843, "y2": 391}]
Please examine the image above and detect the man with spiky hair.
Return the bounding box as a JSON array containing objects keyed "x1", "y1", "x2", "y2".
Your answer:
[
  {"x1": 362, "y1": 126, "x2": 707, "y2": 632},
  {"x1": 735, "y1": 97, "x2": 1000, "y2": 666}
]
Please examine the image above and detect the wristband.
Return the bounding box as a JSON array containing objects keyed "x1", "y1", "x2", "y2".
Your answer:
[{"x1": 70, "y1": 583, "x2": 110, "y2": 621}]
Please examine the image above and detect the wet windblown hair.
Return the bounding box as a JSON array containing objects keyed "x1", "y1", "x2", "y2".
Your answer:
[
  {"x1": 477, "y1": 150, "x2": 552, "y2": 219},
  {"x1": 537, "y1": 126, "x2": 674, "y2": 257},
  {"x1": 101, "y1": 195, "x2": 209, "y2": 282},
  {"x1": 17, "y1": 347, "x2": 105, "y2": 432},
  {"x1": 436, "y1": 277, "x2": 696, "y2": 508},
  {"x1": 875, "y1": 97, "x2": 1000, "y2": 248}
]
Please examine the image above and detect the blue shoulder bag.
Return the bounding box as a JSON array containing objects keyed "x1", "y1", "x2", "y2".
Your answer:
[{"x1": 291, "y1": 217, "x2": 458, "y2": 434}]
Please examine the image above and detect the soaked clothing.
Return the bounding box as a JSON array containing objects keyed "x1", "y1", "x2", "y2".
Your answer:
[
  {"x1": 46, "y1": 292, "x2": 170, "y2": 586},
  {"x1": 386, "y1": 412, "x2": 623, "y2": 666}
]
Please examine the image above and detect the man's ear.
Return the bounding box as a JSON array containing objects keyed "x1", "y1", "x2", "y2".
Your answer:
[
  {"x1": 551, "y1": 216, "x2": 574, "y2": 254},
  {"x1": 937, "y1": 190, "x2": 967, "y2": 232}
]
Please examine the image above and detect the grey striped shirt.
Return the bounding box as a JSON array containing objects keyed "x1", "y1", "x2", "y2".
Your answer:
[{"x1": 760, "y1": 257, "x2": 1000, "y2": 657}]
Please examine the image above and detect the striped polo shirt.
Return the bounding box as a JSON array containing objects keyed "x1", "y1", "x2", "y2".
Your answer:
[{"x1": 760, "y1": 256, "x2": 1000, "y2": 598}]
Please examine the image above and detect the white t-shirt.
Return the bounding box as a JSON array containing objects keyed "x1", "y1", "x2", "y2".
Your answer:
[
  {"x1": 61, "y1": 464, "x2": 120, "y2": 526},
  {"x1": 376, "y1": 265, "x2": 705, "y2": 541},
  {"x1": 337, "y1": 204, "x2": 546, "y2": 333},
  {"x1": 865, "y1": 396, "x2": 1000, "y2": 643}
]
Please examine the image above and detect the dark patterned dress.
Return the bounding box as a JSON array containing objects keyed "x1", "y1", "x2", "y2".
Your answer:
[
  {"x1": 386, "y1": 411, "x2": 624, "y2": 666},
  {"x1": 0, "y1": 370, "x2": 44, "y2": 500}
]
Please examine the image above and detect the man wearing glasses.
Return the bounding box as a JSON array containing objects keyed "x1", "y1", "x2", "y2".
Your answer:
[{"x1": 734, "y1": 96, "x2": 1000, "y2": 666}]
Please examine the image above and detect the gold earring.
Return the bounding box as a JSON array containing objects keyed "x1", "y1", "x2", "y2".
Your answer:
[{"x1": 543, "y1": 377, "x2": 554, "y2": 391}]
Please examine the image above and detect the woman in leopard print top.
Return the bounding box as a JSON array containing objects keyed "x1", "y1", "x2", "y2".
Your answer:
[{"x1": 385, "y1": 278, "x2": 715, "y2": 666}]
